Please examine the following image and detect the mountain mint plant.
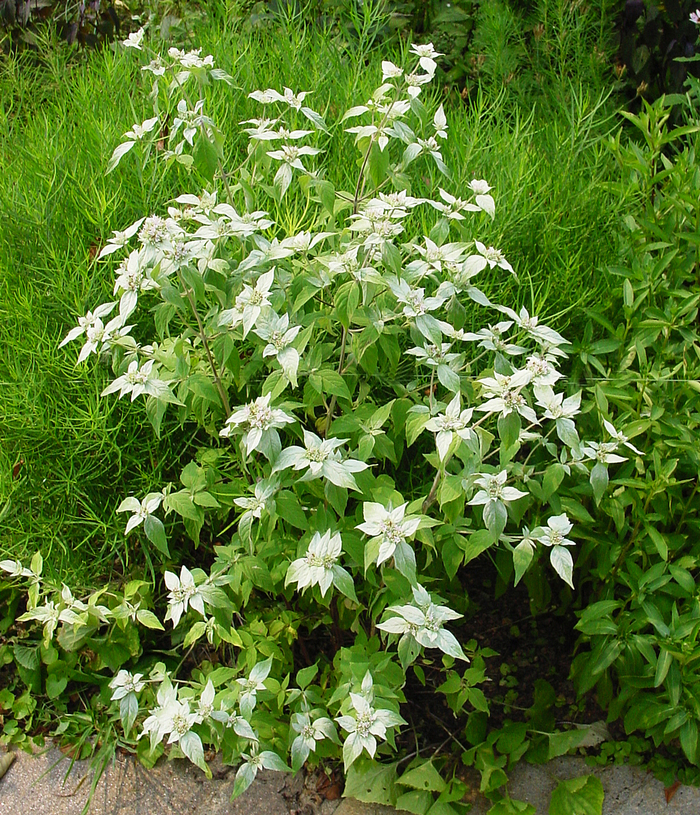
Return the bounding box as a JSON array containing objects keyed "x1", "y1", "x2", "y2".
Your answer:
[{"x1": 2, "y1": 26, "x2": 639, "y2": 805}]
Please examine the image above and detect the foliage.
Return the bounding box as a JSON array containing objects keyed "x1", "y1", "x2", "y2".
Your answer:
[
  {"x1": 0, "y1": 21, "x2": 634, "y2": 813},
  {"x1": 570, "y1": 91, "x2": 700, "y2": 767},
  {"x1": 0, "y1": 0, "x2": 206, "y2": 52},
  {"x1": 0, "y1": 0, "x2": 122, "y2": 49},
  {"x1": 615, "y1": 0, "x2": 700, "y2": 103}
]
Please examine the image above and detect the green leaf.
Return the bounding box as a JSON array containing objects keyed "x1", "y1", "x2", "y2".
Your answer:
[
  {"x1": 275, "y1": 490, "x2": 307, "y2": 528},
  {"x1": 542, "y1": 464, "x2": 566, "y2": 502},
  {"x1": 144, "y1": 515, "x2": 169, "y2": 556},
  {"x1": 13, "y1": 644, "x2": 40, "y2": 671},
  {"x1": 136, "y1": 609, "x2": 164, "y2": 630},
  {"x1": 344, "y1": 758, "x2": 398, "y2": 805},
  {"x1": 487, "y1": 799, "x2": 535, "y2": 815},
  {"x1": 395, "y1": 790, "x2": 434, "y2": 815},
  {"x1": 180, "y1": 731, "x2": 210, "y2": 778},
  {"x1": 513, "y1": 541, "x2": 534, "y2": 587},
  {"x1": 331, "y1": 565, "x2": 358, "y2": 603},
  {"x1": 498, "y1": 412, "x2": 520, "y2": 451},
  {"x1": 459, "y1": 530, "x2": 496, "y2": 565},
  {"x1": 120, "y1": 691, "x2": 139, "y2": 735},
  {"x1": 317, "y1": 179, "x2": 336, "y2": 217},
  {"x1": 589, "y1": 463, "x2": 608, "y2": 505},
  {"x1": 296, "y1": 664, "x2": 318, "y2": 689},
  {"x1": 406, "y1": 406, "x2": 430, "y2": 446},
  {"x1": 193, "y1": 134, "x2": 218, "y2": 182},
  {"x1": 548, "y1": 775, "x2": 603, "y2": 815},
  {"x1": 547, "y1": 729, "x2": 588, "y2": 760},
  {"x1": 45, "y1": 672, "x2": 68, "y2": 699},
  {"x1": 320, "y1": 369, "x2": 353, "y2": 401},
  {"x1": 166, "y1": 490, "x2": 201, "y2": 521},
  {"x1": 680, "y1": 719, "x2": 698, "y2": 764},
  {"x1": 399, "y1": 761, "x2": 447, "y2": 792},
  {"x1": 437, "y1": 364, "x2": 460, "y2": 393}
]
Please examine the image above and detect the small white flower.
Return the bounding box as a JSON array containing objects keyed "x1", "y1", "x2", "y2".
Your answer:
[
  {"x1": 534, "y1": 385, "x2": 581, "y2": 420},
  {"x1": 266, "y1": 143, "x2": 322, "y2": 168},
  {"x1": 117, "y1": 492, "x2": 163, "y2": 535},
  {"x1": 142, "y1": 56, "x2": 167, "y2": 76},
  {"x1": 381, "y1": 60, "x2": 403, "y2": 81},
  {"x1": 409, "y1": 42, "x2": 443, "y2": 74},
  {"x1": 123, "y1": 117, "x2": 159, "y2": 142},
  {"x1": 219, "y1": 393, "x2": 295, "y2": 460},
  {"x1": 357, "y1": 502, "x2": 421, "y2": 569},
  {"x1": 0, "y1": 560, "x2": 33, "y2": 578},
  {"x1": 122, "y1": 28, "x2": 144, "y2": 49},
  {"x1": 531, "y1": 515, "x2": 576, "y2": 588},
  {"x1": 285, "y1": 530, "x2": 343, "y2": 597},
  {"x1": 101, "y1": 359, "x2": 174, "y2": 402},
  {"x1": 110, "y1": 670, "x2": 145, "y2": 701},
  {"x1": 290, "y1": 712, "x2": 338, "y2": 771},
  {"x1": 463, "y1": 241, "x2": 515, "y2": 278},
  {"x1": 336, "y1": 672, "x2": 406, "y2": 769},
  {"x1": 221, "y1": 269, "x2": 275, "y2": 337},
  {"x1": 602, "y1": 419, "x2": 643, "y2": 456},
  {"x1": 582, "y1": 441, "x2": 627, "y2": 465},
  {"x1": 237, "y1": 657, "x2": 273, "y2": 717},
  {"x1": 469, "y1": 470, "x2": 528, "y2": 507},
  {"x1": 425, "y1": 392, "x2": 474, "y2": 460},
  {"x1": 234, "y1": 477, "x2": 278, "y2": 520},
  {"x1": 377, "y1": 583, "x2": 467, "y2": 660},
  {"x1": 140, "y1": 680, "x2": 199, "y2": 749},
  {"x1": 433, "y1": 105, "x2": 447, "y2": 139},
  {"x1": 98, "y1": 218, "x2": 145, "y2": 259},
  {"x1": 533, "y1": 514, "x2": 574, "y2": 548},
  {"x1": 272, "y1": 430, "x2": 368, "y2": 490},
  {"x1": 691, "y1": 9, "x2": 700, "y2": 24},
  {"x1": 477, "y1": 370, "x2": 537, "y2": 424},
  {"x1": 164, "y1": 566, "x2": 205, "y2": 628}
]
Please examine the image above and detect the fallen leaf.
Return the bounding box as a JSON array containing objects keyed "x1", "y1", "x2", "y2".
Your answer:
[
  {"x1": 0, "y1": 751, "x2": 16, "y2": 780},
  {"x1": 665, "y1": 780, "x2": 681, "y2": 803}
]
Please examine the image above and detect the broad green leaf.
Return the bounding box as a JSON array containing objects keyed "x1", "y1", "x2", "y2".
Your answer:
[
  {"x1": 589, "y1": 463, "x2": 608, "y2": 505},
  {"x1": 344, "y1": 758, "x2": 398, "y2": 805},
  {"x1": 399, "y1": 761, "x2": 446, "y2": 792},
  {"x1": 120, "y1": 691, "x2": 139, "y2": 735},
  {"x1": 296, "y1": 664, "x2": 318, "y2": 689},
  {"x1": 547, "y1": 729, "x2": 588, "y2": 760},
  {"x1": 45, "y1": 673, "x2": 68, "y2": 700},
  {"x1": 144, "y1": 515, "x2": 169, "y2": 556},
  {"x1": 395, "y1": 790, "x2": 433, "y2": 815},
  {"x1": 136, "y1": 609, "x2": 164, "y2": 630},
  {"x1": 548, "y1": 775, "x2": 603, "y2": 815},
  {"x1": 332, "y1": 565, "x2": 358, "y2": 603},
  {"x1": 459, "y1": 530, "x2": 495, "y2": 564},
  {"x1": 498, "y1": 412, "x2": 520, "y2": 451}
]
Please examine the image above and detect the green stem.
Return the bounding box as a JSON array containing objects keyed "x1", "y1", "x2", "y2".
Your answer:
[
  {"x1": 322, "y1": 326, "x2": 348, "y2": 436},
  {"x1": 177, "y1": 270, "x2": 231, "y2": 417}
]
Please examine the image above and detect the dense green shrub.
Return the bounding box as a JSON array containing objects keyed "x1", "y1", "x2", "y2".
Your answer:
[{"x1": 571, "y1": 91, "x2": 700, "y2": 766}]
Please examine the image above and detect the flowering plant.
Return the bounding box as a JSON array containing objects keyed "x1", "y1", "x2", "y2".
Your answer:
[{"x1": 3, "y1": 25, "x2": 637, "y2": 808}]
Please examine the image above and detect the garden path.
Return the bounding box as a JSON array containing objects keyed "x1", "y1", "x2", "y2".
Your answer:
[{"x1": 1, "y1": 746, "x2": 700, "y2": 814}]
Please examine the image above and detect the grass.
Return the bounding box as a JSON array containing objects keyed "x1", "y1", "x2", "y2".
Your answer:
[{"x1": 0, "y1": 8, "x2": 625, "y2": 586}]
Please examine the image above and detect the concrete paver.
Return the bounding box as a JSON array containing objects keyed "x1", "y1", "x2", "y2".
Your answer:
[{"x1": 2, "y1": 746, "x2": 700, "y2": 815}]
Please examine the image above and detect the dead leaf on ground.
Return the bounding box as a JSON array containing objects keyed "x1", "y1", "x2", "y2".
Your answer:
[{"x1": 665, "y1": 780, "x2": 682, "y2": 803}]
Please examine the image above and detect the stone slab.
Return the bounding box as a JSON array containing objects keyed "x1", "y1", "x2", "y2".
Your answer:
[{"x1": 2, "y1": 748, "x2": 700, "y2": 815}]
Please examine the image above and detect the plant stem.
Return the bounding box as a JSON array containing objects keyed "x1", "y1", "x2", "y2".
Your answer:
[
  {"x1": 322, "y1": 325, "x2": 348, "y2": 436},
  {"x1": 177, "y1": 270, "x2": 231, "y2": 417},
  {"x1": 422, "y1": 466, "x2": 444, "y2": 514}
]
